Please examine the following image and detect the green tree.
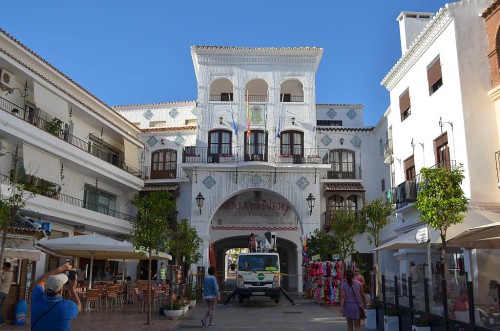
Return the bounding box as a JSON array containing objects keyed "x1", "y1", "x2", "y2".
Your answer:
[
  {"x1": 330, "y1": 211, "x2": 362, "y2": 262},
  {"x1": 414, "y1": 165, "x2": 468, "y2": 279},
  {"x1": 130, "y1": 190, "x2": 176, "y2": 325},
  {"x1": 166, "y1": 219, "x2": 202, "y2": 266},
  {"x1": 362, "y1": 198, "x2": 393, "y2": 295},
  {"x1": 307, "y1": 228, "x2": 336, "y2": 261}
]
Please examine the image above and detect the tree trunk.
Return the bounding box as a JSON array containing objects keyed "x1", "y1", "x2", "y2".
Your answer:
[
  {"x1": 441, "y1": 232, "x2": 450, "y2": 281},
  {"x1": 147, "y1": 253, "x2": 152, "y2": 325}
]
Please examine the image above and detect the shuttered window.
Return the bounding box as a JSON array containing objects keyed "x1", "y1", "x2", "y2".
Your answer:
[
  {"x1": 427, "y1": 56, "x2": 443, "y2": 95},
  {"x1": 404, "y1": 155, "x2": 416, "y2": 181},
  {"x1": 399, "y1": 89, "x2": 411, "y2": 122},
  {"x1": 434, "y1": 132, "x2": 450, "y2": 169}
]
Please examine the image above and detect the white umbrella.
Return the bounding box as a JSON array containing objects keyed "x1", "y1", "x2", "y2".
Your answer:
[{"x1": 37, "y1": 233, "x2": 171, "y2": 288}]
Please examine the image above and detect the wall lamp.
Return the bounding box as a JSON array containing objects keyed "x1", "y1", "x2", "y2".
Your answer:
[
  {"x1": 7, "y1": 80, "x2": 28, "y2": 108},
  {"x1": 291, "y1": 117, "x2": 295, "y2": 125},
  {"x1": 438, "y1": 116, "x2": 453, "y2": 134},
  {"x1": 340, "y1": 138, "x2": 344, "y2": 145},
  {"x1": 195, "y1": 192, "x2": 205, "y2": 215},
  {"x1": 306, "y1": 193, "x2": 315, "y2": 215}
]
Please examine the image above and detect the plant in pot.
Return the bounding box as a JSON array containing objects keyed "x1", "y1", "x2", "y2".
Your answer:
[
  {"x1": 384, "y1": 304, "x2": 399, "y2": 331},
  {"x1": 412, "y1": 313, "x2": 430, "y2": 331},
  {"x1": 163, "y1": 300, "x2": 183, "y2": 319},
  {"x1": 186, "y1": 285, "x2": 196, "y2": 308},
  {"x1": 45, "y1": 117, "x2": 63, "y2": 136},
  {"x1": 179, "y1": 299, "x2": 190, "y2": 314}
]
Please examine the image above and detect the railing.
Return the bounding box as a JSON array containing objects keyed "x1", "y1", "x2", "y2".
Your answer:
[
  {"x1": 0, "y1": 97, "x2": 142, "y2": 177},
  {"x1": 282, "y1": 95, "x2": 304, "y2": 102},
  {"x1": 142, "y1": 165, "x2": 188, "y2": 180},
  {"x1": 0, "y1": 173, "x2": 135, "y2": 222},
  {"x1": 327, "y1": 165, "x2": 362, "y2": 179},
  {"x1": 209, "y1": 94, "x2": 233, "y2": 102},
  {"x1": 181, "y1": 146, "x2": 331, "y2": 165},
  {"x1": 383, "y1": 139, "x2": 393, "y2": 160},
  {"x1": 248, "y1": 95, "x2": 268, "y2": 102},
  {"x1": 390, "y1": 160, "x2": 456, "y2": 209},
  {"x1": 323, "y1": 210, "x2": 364, "y2": 231}
]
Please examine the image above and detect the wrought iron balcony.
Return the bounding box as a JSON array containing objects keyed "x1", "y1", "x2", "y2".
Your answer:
[
  {"x1": 142, "y1": 165, "x2": 188, "y2": 180},
  {"x1": 383, "y1": 139, "x2": 393, "y2": 164},
  {"x1": 0, "y1": 97, "x2": 142, "y2": 177},
  {"x1": 327, "y1": 165, "x2": 362, "y2": 179}
]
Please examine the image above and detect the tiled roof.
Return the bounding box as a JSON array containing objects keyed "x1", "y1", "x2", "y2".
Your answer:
[
  {"x1": 142, "y1": 126, "x2": 197, "y2": 133},
  {"x1": 142, "y1": 184, "x2": 179, "y2": 192},
  {"x1": 324, "y1": 183, "x2": 365, "y2": 192},
  {"x1": 483, "y1": 0, "x2": 500, "y2": 17},
  {"x1": 317, "y1": 127, "x2": 374, "y2": 132},
  {"x1": 8, "y1": 216, "x2": 45, "y2": 239}
]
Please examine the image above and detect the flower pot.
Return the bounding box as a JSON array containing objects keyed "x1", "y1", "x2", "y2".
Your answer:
[
  {"x1": 182, "y1": 305, "x2": 189, "y2": 315},
  {"x1": 365, "y1": 308, "x2": 377, "y2": 329},
  {"x1": 189, "y1": 299, "x2": 196, "y2": 308},
  {"x1": 164, "y1": 309, "x2": 183, "y2": 319},
  {"x1": 412, "y1": 326, "x2": 430, "y2": 331},
  {"x1": 384, "y1": 315, "x2": 399, "y2": 331}
]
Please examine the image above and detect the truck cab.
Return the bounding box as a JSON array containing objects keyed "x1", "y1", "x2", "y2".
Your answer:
[{"x1": 236, "y1": 252, "x2": 281, "y2": 303}]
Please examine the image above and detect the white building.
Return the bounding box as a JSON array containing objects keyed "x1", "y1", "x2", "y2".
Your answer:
[
  {"x1": 116, "y1": 46, "x2": 391, "y2": 291},
  {"x1": 379, "y1": 0, "x2": 499, "y2": 303},
  {"x1": 0, "y1": 28, "x2": 144, "y2": 281}
]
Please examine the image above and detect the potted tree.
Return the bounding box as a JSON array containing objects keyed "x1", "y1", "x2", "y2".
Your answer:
[
  {"x1": 186, "y1": 285, "x2": 197, "y2": 308},
  {"x1": 45, "y1": 117, "x2": 63, "y2": 136}
]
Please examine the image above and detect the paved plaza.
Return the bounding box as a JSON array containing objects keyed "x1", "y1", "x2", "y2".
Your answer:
[{"x1": 0, "y1": 292, "x2": 356, "y2": 331}]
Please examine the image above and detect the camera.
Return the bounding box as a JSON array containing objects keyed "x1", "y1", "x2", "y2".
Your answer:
[{"x1": 68, "y1": 270, "x2": 76, "y2": 281}]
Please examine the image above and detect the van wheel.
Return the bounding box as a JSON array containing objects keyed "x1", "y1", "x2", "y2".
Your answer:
[{"x1": 238, "y1": 296, "x2": 244, "y2": 303}]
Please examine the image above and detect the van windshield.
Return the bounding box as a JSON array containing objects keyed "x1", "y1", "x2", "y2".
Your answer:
[{"x1": 238, "y1": 255, "x2": 279, "y2": 271}]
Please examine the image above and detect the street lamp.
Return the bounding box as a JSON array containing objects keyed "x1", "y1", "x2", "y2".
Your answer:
[
  {"x1": 306, "y1": 193, "x2": 315, "y2": 215},
  {"x1": 195, "y1": 192, "x2": 205, "y2": 215}
]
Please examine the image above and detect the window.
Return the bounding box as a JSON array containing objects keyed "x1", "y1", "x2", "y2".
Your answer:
[
  {"x1": 208, "y1": 130, "x2": 232, "y2": 163},
  {"x1": 379, "y1": 139, "x2": 383, "y2": 156},
  {"x1": 88, "y1": 136, "x2": 120, "y2": 166},
  {"x1": 149, "y1": 121, "x2": 166, "y2": 128},
  {"x1": 317, "y1": 120, "x2": 343, "y2": 126},
  {"x1": 434, "y1": 132, "x2": 450, "y2": 168},
  {"x1": 329, "y1": 149, "x2": 355, "y2": 179},
  {"x1": 151, "y1": 149, "x2": 177, "y2": 178},
  {"x1": 83, "y1": 185, "x2": 117, "y2": 217},
  {"x1": 399, "y1": 89, "x2": 411, "y2": 121},
  {"x1": 326, "y1": 195, "x2": 358, "y2": 223},
  {"x1": 381, "y1": 178, "x2": 386, "y2": 192},
  {"x1": 244, "y1": 130, "x2": 268, "y2": 161},
  {"x1": 428, "y1": 56, "x2": 443, "y2": 95},
  {"x1": 280, "y1": 131, "x2": 304, "y2": 164},
  {"x1": 280, "y1": 93, "x2": 291, "y2": 102},
  {"x1": 404, "y1": 155, "x2": 416, "y2": 181}
]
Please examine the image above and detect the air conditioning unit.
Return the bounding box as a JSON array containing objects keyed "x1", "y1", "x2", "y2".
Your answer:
[{"x1": 0, "y1": 69, "x2": 14, "y2": 90}]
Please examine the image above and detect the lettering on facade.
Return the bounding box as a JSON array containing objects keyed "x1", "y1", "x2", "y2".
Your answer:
[{"x1": 221, "y1": 199, "x2": 292, "y2": 217}]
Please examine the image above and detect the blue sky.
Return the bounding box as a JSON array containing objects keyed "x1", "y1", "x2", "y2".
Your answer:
[{"x1": 2, "y1": 0, "x2": 450, "y2": 126}]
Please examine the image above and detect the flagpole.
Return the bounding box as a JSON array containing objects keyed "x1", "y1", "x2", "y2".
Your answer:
[
  {"x1": 264, "y1": 90, "x2": 268, "y2": 159},
  {"x1": 247, "y1": 90, "x2": 250, "y2": 160}
]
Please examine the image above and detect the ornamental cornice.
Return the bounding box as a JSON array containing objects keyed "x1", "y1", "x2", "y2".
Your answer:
[
  {"x1": 0, "y1": 30, "x2": 142, "y2": 144},
  {"x1": 192, "y1": 45, "x2": 323, "y2": 57},
  {"x1": 381, "y1": 9, "x2": 452, "y2": 90},
  {"x1": 196, "y1": 55, "x2": 318, "y2": 67}
]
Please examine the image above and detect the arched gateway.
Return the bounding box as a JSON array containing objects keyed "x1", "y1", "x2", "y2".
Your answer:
[{"x1": 205, "y1": 189, "x2": 302, "y2": 291}]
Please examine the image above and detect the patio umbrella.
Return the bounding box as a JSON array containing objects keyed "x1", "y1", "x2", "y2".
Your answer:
[
  {"x1": 462, "y1": 236, "x2": 500, "y2": 249},
  {"x1": 37, "y1": 233, "x2": 171, "y2": 288}
]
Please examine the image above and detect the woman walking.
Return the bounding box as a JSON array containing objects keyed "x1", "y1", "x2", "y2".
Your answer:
[
  {"x1": 201, "y1": 266, "x2": 220, "y2": 328},
  {"x1": 340, "y1": 269, "x2": 366, "y2": 331}
]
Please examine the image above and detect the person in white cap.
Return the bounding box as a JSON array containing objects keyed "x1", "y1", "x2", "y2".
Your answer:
[{"x1": 30, "y1": 263, "x2": 81, "y2": 330}]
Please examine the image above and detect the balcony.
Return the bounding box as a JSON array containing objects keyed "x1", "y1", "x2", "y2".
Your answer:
[
  {"x1": 142, "y1": 165, "x2": 188, "y2": 180},
  {"x1": 0, "y1": 97, "x2": 141, "y2": 177},
  {"x1": 383, "y1": 139, "x2": 393, "y2": 164},
  {"x1": 327, "y1": 165, "x2": 362, "y2": 179},
  {"x1": 391, "y1": 180, "x2": 419, "y2": 210},
  {"x1": 181, "y1": 147, "x2": 331, "y2": 165},
  {"x1": 0, "y1": 173, "x2": 135, "y2": 222},
  {"x1": 323, "y1": 210, "x2": 365, "y2": 232}
]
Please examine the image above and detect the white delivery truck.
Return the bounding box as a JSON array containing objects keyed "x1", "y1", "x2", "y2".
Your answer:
[{"x1": 236, "y1": 232, "x2": 281, "y2": 303}]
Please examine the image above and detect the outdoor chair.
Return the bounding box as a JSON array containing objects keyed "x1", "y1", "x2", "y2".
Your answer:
[{"x1": 83, "y1": 288, "x2": 101, "y2": 312}]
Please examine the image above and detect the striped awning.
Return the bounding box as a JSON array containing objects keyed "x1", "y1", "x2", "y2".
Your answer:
[
  {"x1": 142, "y1": 184, "x2": 179, "y2": 192},
  {"x1": 324, "y1": 183, "x2": 365, "y2": 192}
]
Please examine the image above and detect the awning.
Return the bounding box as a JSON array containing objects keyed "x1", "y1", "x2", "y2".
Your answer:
[
  {"x1": 142, "y1": 184, "x2": 179, "y2": 192},
  {"x1": 3, "y1": 239, "x2": 41, "y2": 261},
  {"x1": 324, "y1": 183, "x2": 365, "y2": 192},
  {"x1": 374, "y1": 208, "x2": 500, "y2": 251}
]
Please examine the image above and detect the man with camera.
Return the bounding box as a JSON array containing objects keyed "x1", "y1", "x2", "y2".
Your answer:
[{"x1": 30, "y1": 263, "x2": 81, "y2": 330}]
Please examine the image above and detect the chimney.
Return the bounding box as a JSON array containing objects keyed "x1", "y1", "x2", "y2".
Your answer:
[{"x1": 397, "y1": 12, "x2": 434, "y2": 55}]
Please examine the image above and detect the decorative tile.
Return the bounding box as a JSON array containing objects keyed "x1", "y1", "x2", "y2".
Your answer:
[
  {"x1": 327, "y1": 108, "x2": 337, "y2": 119},
  {"x1": 147, "y1": 136, "x2": 158, "y2": 147},
  {"x1": 174, "y1": 135, "x2": 186, "y2": 146},
  {"x1": 351, "y1": 136, "x2": 362, "y2": 149},
  {"x1": 191, "y1": 107, "x2": 197, "y2": 116},
  {"x1": 321, "y1": 135, "x2": 332, "y2": 146},
  {"x1": 250, "y1": 175, "x2": 262, "y2": 187},
  {"x1": 143, "y1": 109, "x2": 153, "y2": 120},
  {"x1": 203, "y1": 176, "x2": 216, "y2": 189},
  {"x1": 347, "y1": 109, "x2": 357, "y2": 119},
  {"x1": 169, "y1": 108, "x2": 179, "y2": 118},
  {"x1": 296, "y1": 177, "x2": 310, "y2": 190}
]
